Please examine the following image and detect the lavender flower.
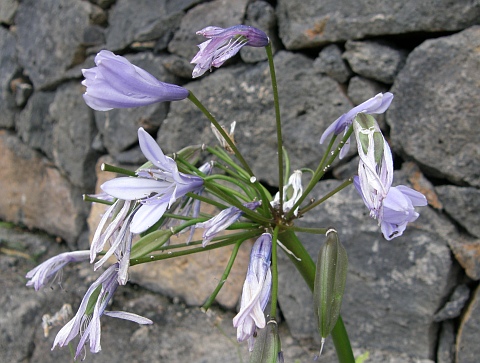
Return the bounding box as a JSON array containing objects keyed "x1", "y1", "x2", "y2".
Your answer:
[
  {"x1": 191, "y1": 25, "x2": 269, "y2": 78},
  {"x1": 195, "y1": 201, "x2": 261, "y2": 247},
  {"x1": 353, "y1": 113, "x2": 394, "y2": 221},
  {"x1": 26, "y1": 250, "x2": 90, "y2": 291},
  {"x1": 101, "y1": 128, "x2": 204, "y2": 234},
  {"x1": 319, "y1": 92, "x2": 393, "y2": 158},
  {"x1": 353, "y1": 178, "x2": 427, "y2": 240},
  {"x1": 233, "y1": 233, "x2": 272, "y2": 351},
  {"x1": 82, "y1": 50, "x2": 189, "y2": 111},
  {"x1": 271, "y1": 170, "x2": 303, "y2": 216},
  {"x1": 52, "y1": 264, "x2": 152, "y2": 359}
]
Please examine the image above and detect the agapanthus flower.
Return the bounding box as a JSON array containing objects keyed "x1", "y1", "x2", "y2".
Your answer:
[
  {"x1": 319, "y1": 92, "x2": 394, "y2": 158},
  {"x1": 52, "y1": 264, "x2": 152, "y2": 359},
  {"x1": 26, "y1": 250, "x2": 90, "y2": 291},
  {"x1": 233, "y1": 233, "x2": 272, "y2": 351},
  {"x1": 195, "y1": 201, "x2": 261, "y2": 247},
  {"x1": 353, "y1": 113, "x2": 393, "y2": 221},
  {"x1": 82, "y1": 50, "x2": 189, "y2": 111},
  {"x1": 271, "y1": 170, "x2": 303, "y2": 216},
  {"x1": 101, "y1": 128, "x2": 204, "y2": 234},
  {"x1": 191, "y1": 25, "x2": 269, "y2": 78},
  {"x1": 353, "y1": 177, "x2": 427, "y2": 240}
]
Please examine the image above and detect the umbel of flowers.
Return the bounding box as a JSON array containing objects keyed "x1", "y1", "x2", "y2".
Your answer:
[{"x1": 26, "y1": 25, "x2": 427, "y2": 362}]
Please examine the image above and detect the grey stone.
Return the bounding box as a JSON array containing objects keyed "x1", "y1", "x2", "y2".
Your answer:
[
  {"x1": 49, "y1": 82, "x2": 100, "y2": 190},
  {"x1": 10, "y1": 77, "x2": 33, "y2": 107},
  {"x1": 388, "y1": 27, "x2": 480, "y2": 187},
  {"x1": 83, "y1": 25, "x2": 106, "y2": 47},
  {"x1": 276, "y1": 0, "x2": 480, "y2": 50},
  {"x1": 89, "y1": 0, "x2": 115, "y2": 10},
  {"x1": 343, "y1": 40, "x2": 408, "y2": 84},
  {"x1": 347, "y1": 76, "x2": 389, "y2": 105},
  {"x1": 456, "y1": 285, "x2": 480, "y2": 363},
  {"x1": 240, "y1": 1, "x2": 280, "y2": 64},
  {"x1": 436, "y1": 185, "x2": 480, "y2": 238},
  {"x1": 16, "y1": 91, "x2": 56, "y2": 160},
  {"x1": 313, "y1": 44, "x2": 353, "y2": 83},
  {"x1": 106, "y1": 0, "x2": 201, "y2": 51},
  {"x1": 437, "y1": 320, "x2": 456, "y2": 363},
  {"x1": 15, "y1": 0, "x2": 95, "y2": 90},
  {"x1": 168, "y1": 0, "x2": 249, "y2": 61},
  {"x1": 93, "y1": 52, "x2": 179, "y2": 156},
  {"x1": 448, "y1": 236, "x2": 480, "y2": 281},
  {"x1": 0, "y1": 0, "x2": 17, "y2": 24},
  {"x1": 434, "y1": 284, "x2": 470, "y2": 322},
  {"x1": 277, "y1": 169, "x2": 458, "y2": 359},
  {"x1": 161, "y1": 53, "x2": 195, "y2": 79},
  {"x1": 0, "y1": 27, "x2": 18, "y2": 128},
  {"x1": 158, "y1": 51, "x2": 352, "y2": 186}
]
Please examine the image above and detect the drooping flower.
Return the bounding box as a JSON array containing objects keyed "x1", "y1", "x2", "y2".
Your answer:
[
  {"x1": 353, "y1": 113, "x2": 394, "y2": 221},
  {"x1": 82, "y1": 50, "x2": 189, "y2": 111},
  {"x1": 191, "y1": 25, "x2": 269, "y2": 78},
  {"x1": 319, "y1": 92, "x2": 394, "y2": 158},
  {"x1": 52, "y1": 264, "x2": 152, "y2": 359},
  {"x1": 101, "y1": 128, "x2": 204, "y2": 234},
  {"x1": 353, "y1": 177, "x2": 427, "y2": 240},
  {"x1": 26, "y1": 250, "x2": 90, "y2": 291},
  {"x1": 211, "y1": 121, "x2": 236, "y2": 153},
  {"x1": 271, "y1": 170, "x2": 303, "y2": 216},
  {"x1": 233, "y1": 233, "x2": 272, "y2": 351},
  {"x1": 195, "y1": 201, "x2": 261, "y2": 247}
]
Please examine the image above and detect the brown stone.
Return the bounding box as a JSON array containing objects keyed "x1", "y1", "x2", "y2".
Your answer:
[
  {"x1": 456, "y1": 285, "x2": 480, "y2": 362},
  {"x1": 0, "y1": 130, "x2": 87, "y2": 245},
  {"x1": 449, "y1": 237, "x2": 480, "y2": 281}
]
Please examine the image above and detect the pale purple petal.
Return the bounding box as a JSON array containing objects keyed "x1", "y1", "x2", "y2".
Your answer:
[
  {"x1": 103, "y1": 311, "x2": 153, "y2": 324},
  {"x1": 137, "y1": 127, "x2": 177, "y2": 171},
  {"x1": 130, "y1": 202, "x2": 169, "y2": 234},
  {"x1": 101, "y1": 177, "x2": 173, "y2": 200}
]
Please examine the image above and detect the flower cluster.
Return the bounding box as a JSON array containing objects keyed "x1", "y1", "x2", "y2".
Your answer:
[{"x1": 25, "y1": 22, "x2": 428, "y2": 362}]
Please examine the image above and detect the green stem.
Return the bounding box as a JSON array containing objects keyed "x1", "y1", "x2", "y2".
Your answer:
[
  {"x1": 278, "y1": 230, "x2": 354, "y2": 363},
  {"x1": 101, "y1": 163, "x2": 136, "y2": 177},
  {"x1": 202, "y1": 240, "x2": 243, "y2": 312},
  {"x1": 265, "y1": 42, "x2": 284, "y2": 206},
  {"x1": 284, "y1": 226, "x2": 327, "y2": 234},
  {"x1": 299, "y1": 178, "x2": 353, "y2": 215},
  {"x1": 269, "y1": 226, "x2": 279, "y2": 319},
  {"x1": 188, "y1": 91, "x2": 254, "y2": 177},
  {"x1": 82, "y1": 195, "x2": 114, "y2": 206}
]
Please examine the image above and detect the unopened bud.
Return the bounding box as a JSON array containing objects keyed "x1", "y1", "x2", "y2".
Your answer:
[
  {"x1": 313, "y1": 228, "x2": 348, "y2": 340},
  {"x1": 249, "y1": 320, "x2": 283, "y2": 363},
  {"x1": 130, "y1": 229, "x2": 173, "y2": 259},
  {"x1": 175, "y1": 144, "x2": 203, "y2": 165}
]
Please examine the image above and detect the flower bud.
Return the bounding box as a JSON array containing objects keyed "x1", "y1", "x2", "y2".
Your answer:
[
  {"x1": 130, "y1": 229, "x2": 173, "y2": 259},
  {"x1": 313, "y1": 228, "x2": 348, "y2": 339},
  {"x1": 249, "y1": 320, "x2": 283, "y2": 363}
]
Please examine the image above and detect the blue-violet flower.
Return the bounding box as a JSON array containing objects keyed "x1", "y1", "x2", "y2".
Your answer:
[
  {"x1": 101, "y1": 128, "x2": 204, "y2": 234},
  {"x1": 191, "y1": 25, "x2": 269, "y2": 78},
  {"x1": 233, "y1": 233, "x2": 272, "y2": 351},
  {"x1": 82, "y1": 50, "x2": 189, "y2": 111},
  {"x1": 319, "y1": 92, "x2": 394, "y2": 158},
  {"x1": 52, "y1": 263, "x2": 152, "y2": 359},
  {"x1": 195, "y1": 201, "x2": 261, "y2": 247}
]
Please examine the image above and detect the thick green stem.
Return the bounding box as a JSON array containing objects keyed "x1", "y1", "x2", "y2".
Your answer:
[
  {"x1": 269, "y1": 226, "x2": 280, "y2": 319},
  {"x1": 278, "y1": 230, "x2": 354, "y2": 363},
  {"x1": 265, "y1": 43, "x2": 284, "y2": 206}
]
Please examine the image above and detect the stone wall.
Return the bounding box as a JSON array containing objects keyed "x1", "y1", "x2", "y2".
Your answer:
[{"x1": 1, "y1": 0, "x2": 479, "y2": 362}]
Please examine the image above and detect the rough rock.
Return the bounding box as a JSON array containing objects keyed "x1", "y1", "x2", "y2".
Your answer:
[
  {"x1": 313, "y1": 44, "x2": 353, "y2": 83},
  {"x1": 240, "y1": 0, "x2": 280, "y2": 64},
  {"x1": 159, "y1": 51, "x2": 352, "y2": 186},
  {"x1": 436, "y1": 185, "x2": 480, "y2": 238},
  {"x1": 0, "y1": 130, "x2": 88, "y2": 246},
  {"x1": 16, "y1": 91, "x2": 56, "y2": 160},
  {"x1": 92, "y1": 52, "x2": 180, "y2": 156},
  {"x1": 0, "y1": 27, "x2": 18, "y2": 129},
  {"x1": 168, "y1": 0, "x2": 249, "y2": 61},
  {"x1": 456, "y1": 285, "x2": 480, "y2": 363},
  {"x1": 49, "y1": 82, "x2": 100, "y2": 190},
  {"x1": 343, "y1": 40, "x2": 408, "y2": 84},
  {"x1": 0, "y1": 0, "x2": 17, "y2": 24},
  {"x1": 448, "y1": 237, "x2": 480, "y2": 281},
  {"x1": 347, "y1": 77, "x2": 388, "y2": 105},
  {"x1": 433, "y1": 284, "x2": 470, "y2": 322},
  {"x1": 277, "y1": 168, "x2": 458, "y2": 359},
  {"x1": 388, "y1": 27, "x2": 480, "y2": 187},
  {"x1": 15, "y1": 0, "x2": 97, "y2": 90},
  {"x1": 437, "y1": 320, "x2": 456, "y2": 363},
  {"x1": 276, "y1": 0, "x2": 480, "y2": 50},
  {"x1": 105, "y1": 0, "x2": 200, "y2": 51}
]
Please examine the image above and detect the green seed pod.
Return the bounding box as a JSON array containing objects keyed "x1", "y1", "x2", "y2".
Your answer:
[
  {"x1": 249, "y1": 320, "x2": 283, "y2": 363},
  {"x1": 130, "y1": 229, "x2": 173, "y2": 259},
  {"x1": 313, "y1": 228, "x2": 348, "y2": 339}
]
